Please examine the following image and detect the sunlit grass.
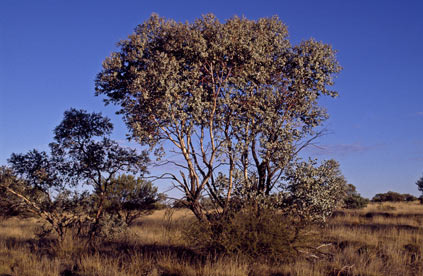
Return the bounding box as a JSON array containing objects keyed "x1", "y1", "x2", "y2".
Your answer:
[{"x1": 1, "y1": 202, "x2": 423, "y2": 275}]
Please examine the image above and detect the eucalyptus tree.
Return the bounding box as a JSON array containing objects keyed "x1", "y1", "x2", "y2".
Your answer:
[{"x1": 96, "y1": 14, "x2": 344, "y2": 221}]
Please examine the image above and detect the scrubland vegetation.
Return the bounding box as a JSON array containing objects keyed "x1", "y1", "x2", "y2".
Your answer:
[
  {"x1": 2, "y1": 13, "x2": 423, "y2": 276},
  {"x1": 0, "y1": 201, "x2": 422, "y2": 276}
]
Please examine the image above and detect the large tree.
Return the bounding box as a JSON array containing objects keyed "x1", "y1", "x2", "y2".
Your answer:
[{"x1": 96, "y1": 14, "x2": 344, "y2": 221}]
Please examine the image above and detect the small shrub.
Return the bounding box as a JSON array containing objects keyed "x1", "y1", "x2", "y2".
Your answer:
[
  {"x1": 186, "y1": 205, "x2": 314, "y2": 263},
  {"x1": 404, "y1": 194, "x2": 418, "y2": 202}
]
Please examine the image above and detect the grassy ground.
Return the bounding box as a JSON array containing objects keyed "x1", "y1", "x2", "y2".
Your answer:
[{"x1": 0, "y1": 202, "x2": 423, "y2": 276}]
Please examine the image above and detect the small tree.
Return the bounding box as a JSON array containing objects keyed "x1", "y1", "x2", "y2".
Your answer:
[
  {"x1": 104, "y1": 174, "x2": 163, "y2": 225},
  {"x1": 50, "y1": 108, "x2": 150, "y2": 239},
  {"x1": 1, "y1": 109, "x2": 157, "y2": 243}
]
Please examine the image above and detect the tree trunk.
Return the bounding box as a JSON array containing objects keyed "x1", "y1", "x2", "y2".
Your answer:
[{"x1": 190, "y1": 200, "x2": 208, "y2": 222}]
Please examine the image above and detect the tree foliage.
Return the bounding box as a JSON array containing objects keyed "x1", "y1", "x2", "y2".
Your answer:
[{"x1": 96, "y1": 14, "x2": 344, "y2": 222}]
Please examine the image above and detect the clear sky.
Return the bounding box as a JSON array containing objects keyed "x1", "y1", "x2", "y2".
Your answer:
[{"x1": 1, "y1": 0, "x2": 422, "y2": 198}]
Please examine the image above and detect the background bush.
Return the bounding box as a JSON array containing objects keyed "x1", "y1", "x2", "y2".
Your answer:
[
  {"x1": 343, "y1": 184, "x2": 369, "y2": 209},
  {"x1": 344, "y1": 193, "x2": 370, "y2": 209}
]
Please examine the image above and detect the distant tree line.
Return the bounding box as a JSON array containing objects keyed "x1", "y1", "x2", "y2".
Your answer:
[{"x1": 371, "y1": 191, "x2": 418, "y2": 203}]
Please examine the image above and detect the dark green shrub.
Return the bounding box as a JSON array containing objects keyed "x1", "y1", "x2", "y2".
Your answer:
[
  {"x1": 343, "y1": 184, "x2": 369, "y2": 209},
  {"x1": 404, "y1": 194, "x2": 418, "y2": 202},
  {"x1": 344, "y1": 193, "x2": 369, "y2": 209},
  {"x1": 186, "y1": 204, "x2": 313, "y2": 263},
  {"x1": 104, "y1": 174, "x2": 163, "y2": 226}
]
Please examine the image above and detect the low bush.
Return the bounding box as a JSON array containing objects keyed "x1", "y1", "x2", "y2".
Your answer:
[{"x1": 186, "y1": 204, "x2": 314, "y2": 264}]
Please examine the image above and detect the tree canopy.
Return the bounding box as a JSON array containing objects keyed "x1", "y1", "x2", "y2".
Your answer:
[{"x1": 96, "y1": 14, "x2": 344, "y2": 221}]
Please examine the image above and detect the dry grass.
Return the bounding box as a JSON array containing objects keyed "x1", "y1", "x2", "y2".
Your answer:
[{"x1": 1, "y1": 202, "x2": 423, "y2": 275}]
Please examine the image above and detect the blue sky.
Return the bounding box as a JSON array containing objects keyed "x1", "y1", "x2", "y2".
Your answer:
[{"x1": 1, "y1": 0, "x2": 422, "y2": 198}]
